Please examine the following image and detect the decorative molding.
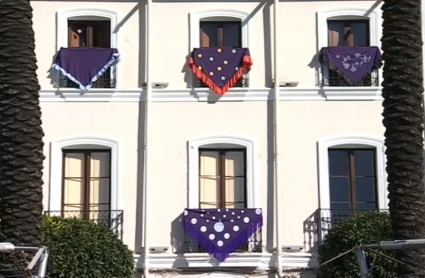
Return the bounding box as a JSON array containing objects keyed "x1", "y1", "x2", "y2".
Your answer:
[
  {"x1": 135, "y1": 252, "x2": 315, "y2": 270},
  {"x1": 316, "y1": 6, "x2": 383, "y2": 91},
  {"x1": 189, "y1": 8, "x2": 250, "y2": 51},
  {"x1": 317, "y1": 135, "x2": 388, "y2": 210},
  {"x1": 187, "y1": 135, "x2": 257, "y2": 208},
  {"x1": 56, "y1": 7, "x2": 120, "y2": 87},
  {"x1": 39, "y1": 87, "x2": 383, "y2": 102},
  {"x1": 49, "y1": 135, "x2": 121, "y2": 212}
]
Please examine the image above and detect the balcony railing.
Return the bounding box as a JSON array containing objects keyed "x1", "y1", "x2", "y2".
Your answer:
[
  {"x1": 182, "y1": 229, "x2": 262, "y2": 253},
  {"x1": 193, "y1": 75, "x2": 249, "y2": 88},
  {"x1": 58, "y1": 71, "x2": 116, "y2": 89},
  {"x1": 304, "y1": 208, "x2": 387, "y2": 252},
  {"x1": 44, "y1": 210, "x2": 123, "y2": 239},
  {"x1": 321, "y1": 66, "x2": 379, "y2": 87}
]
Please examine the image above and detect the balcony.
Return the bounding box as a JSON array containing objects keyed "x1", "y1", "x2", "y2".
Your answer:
[
  {"x1": 58, "y1": 72, "x2": 116, "y2": 89},
  {"x1": 321, "y1": 66, "x2": 379, "y2": 87},
  {"x1": 193, "y1": 75, "x2": 249, "y2": 88},
  {"x1": 182, "y1": 229, "x2": 262, "y2": 253},
  {"x1": 44, "y1": 210, "x2": 123, "y2": 239},
  {"x1": 304, "y1": 208, "x2": 386, "y2": 252}
]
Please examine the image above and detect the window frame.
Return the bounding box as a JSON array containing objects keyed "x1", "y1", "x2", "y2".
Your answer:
[
  {"x1": 61, "y1": 149, "x2": 112, "y2": 217},
  {"x1": 317, "y1": 135, "x2": 388, "y2": 210},
  {"x1": 328, "y1": 148, "x2": 378, "y2": 210},
  {"x1": 198, "y1": 148, "x2": 247, "y2": 208},
  {"x1": 316, "y1": 7, "x2": 382, "y2": 87},
  {"x1": 56, "y1": 7, "x2": 119, "y2": 88}
]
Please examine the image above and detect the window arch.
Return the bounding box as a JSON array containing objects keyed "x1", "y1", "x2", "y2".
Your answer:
[
  {"x1": 188, "y1": 135, "x2": 257, "y2": 208},
  {"x1": 317, "y1": 135, "x2": 388, "y2": 210},
  {"x1": 189, "y1": 9, "x2": 250, "y2": 51},
  {"x1": 49, "y1": 135, "x2": 121, "y2": 212}
]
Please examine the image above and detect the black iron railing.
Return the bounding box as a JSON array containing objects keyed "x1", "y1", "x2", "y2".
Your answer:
[
  {"x1": 193, "y1": 75, "x2": 249, "y2": 88},
  {"x1": 321, "y1": 65, "x2": 378, "y2": 87},
  {"x1": 58, "y1": 72, "x2": 116, "y2": 89},
  {"x1": 183, "y1": 229, "x2": 262, "y2": 253},
  {"x1": 304, "y1": 208, "x2": 387, "y2": 252},
  {"x1": 44, "y1": 210, "x2": 123, "y2": 239}
]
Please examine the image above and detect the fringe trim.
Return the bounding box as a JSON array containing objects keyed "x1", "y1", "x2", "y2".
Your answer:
[
  {"x1": 189, "y1": 55, "x2": 253, "y2": 95},
  {"x1": 52, "y1": 52, "x2": 121, "y2": 91},
  {"x1": 184, "y1": 217, "x2": 262, "y2": 262}
]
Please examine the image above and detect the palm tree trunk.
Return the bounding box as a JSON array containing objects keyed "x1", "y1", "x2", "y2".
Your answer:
[
  {"x1": 382, "y1": 0, "x2": 425, "y2": 276},
  {"x1": 0, "y1": 0, "x2": 45, "y2": 273}
]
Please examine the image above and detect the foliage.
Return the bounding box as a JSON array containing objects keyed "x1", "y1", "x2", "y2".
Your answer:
[
  {"x1": 41, "y1": 217, "x2": 134, "y2": 278},
  {"x1": 317, "y1": 211, "x2": 397, "y2": 278}
]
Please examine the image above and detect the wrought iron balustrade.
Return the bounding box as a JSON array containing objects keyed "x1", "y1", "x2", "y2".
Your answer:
[
  {"x1": 321, "y1": 65, "x2": 378, "y2": 87},
  {"x1": 193, "y1": 75, "x2": 249, "y2": 88},
  {"x1": 58, "y1": 72, "x2": 116, "y2": 89},
  {"x1": 44, "y1": 210, "x2": 123, "y2": 239}
]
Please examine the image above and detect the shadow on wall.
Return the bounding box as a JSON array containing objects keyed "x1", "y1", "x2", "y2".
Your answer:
[{"x1": 134, "y1": 101, "x2": 146, "y2": 253}]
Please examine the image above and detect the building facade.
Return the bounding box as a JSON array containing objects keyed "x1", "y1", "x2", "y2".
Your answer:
[{"x1": 31, "y1": 0, "x2": 424, "y2": 277}]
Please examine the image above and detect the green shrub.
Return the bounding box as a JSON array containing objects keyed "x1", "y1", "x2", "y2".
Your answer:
[
  {"x1": 318, "y1": 211, "x2": 397, "y2": 278},
  {"x1": 41, "y1": 217, "x2": 134, "y2": 278}
]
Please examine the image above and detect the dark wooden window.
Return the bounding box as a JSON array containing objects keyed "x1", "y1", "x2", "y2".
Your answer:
[
  {"x1": 195, "y1": 21, "x2": 246, "y2": 87},
  {"x1": 328, "y1": 149, "x2": 378, "y2": 212},
  {"x1": 326, "y1": 20, "x2": 373, "y2": 86},
  {"x1": 199, "y1": 149, "x2": 247, "y2": 208},
  {"x1": 62, "y1": 150, "x2": 111, "y2": 219},
  {"x1": 60, "y1": 20, "x2": 114, "y2": 88},
  {"x1": 200, "y1": 21, "x2": 242, "y2": 48}
]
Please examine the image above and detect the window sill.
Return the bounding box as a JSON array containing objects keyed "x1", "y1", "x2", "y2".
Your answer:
[{"x1": 320, "y1": 86, "x2": 382, "y2": 100}]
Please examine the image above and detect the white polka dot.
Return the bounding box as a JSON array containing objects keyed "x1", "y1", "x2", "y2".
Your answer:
[
  {"x1": 191, "y1": 218, "x2": 197, "y2": 224},
  {"x1": 241, "y1": 210, "x2": 244, "y2": 213},
  {"x1": 256, "y1": 209, "x2": 262, "y2": 215},
  {"x1": 217, "y1": 209, "x2": 221, "y2": 212},
  {"x1": 217, "y1": 240, "x2": 224, "y2": 247},
  {"x1": 237, "y1": 216, "x2": 241, "y2": 219},
  {"x1": 212, "y1": 216, "x2": 216, "y2": 220},
  {"x1": 231, "y1": 219, "x2": 234, "y2": 222},
  {"x1": 244, "y1": 217, "x2": 250, "y2": 223},
  {"x1": 202, "y1": 209, "x2": 205, "y2": 212},
  {"x1": 200, "y1": 226, "x2": 207, "y2": 232},
  {"x1": 223, "y1": 215, "x2": 226, "y2": 218},
  {"x1": 226, "y1": 209, "x2": 229, "y2": 212},
  {"x1": 184, "y1": 210, "x2": 188, "y2": 216},
  {"x1": 207, "y1": 220, "x2": 209, "y2": 222},
  {"x1": 224, "y1": 233, "x2": 230, "y2": 239},
  {"x1": 214, "y1": 222, "x2": 225, "y2": 233},
  {"x1": 232, "y1": 212, "x2": 235, "y2": 215},
  {"x1": 233, "y1": 225, "x2": 240, "y2": 232},
  {"x1": 209, "y1": 234, "x2": 215, "y2": 240},
  {"x1": 200, "y1": 214, "x2": 204, "y2": 217}
]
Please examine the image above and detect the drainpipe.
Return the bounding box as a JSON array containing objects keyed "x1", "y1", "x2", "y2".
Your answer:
[
  {"x1": 273, "y1": 0, "x2": 282, "y2": 276},
  {"x1": 143, "y1": 0, "x2": 152, "y2": 276}
]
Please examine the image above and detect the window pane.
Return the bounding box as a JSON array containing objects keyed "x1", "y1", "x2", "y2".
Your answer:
[
  {"x1": 63, "y1": 153, "x2": 85, "y2": 212},
  {"x1": 327, "y1": 21, "x2": 345, "y2": 46},
  {"x1": 225, "y1": 177, "x2": 245, "y2": 207},
  {"x1": 329, "y1": 150, "x2": 349, "y2": 175},
  {"x1": 225, "y1": 151, "x2": 244, "y2": 176},
  {"x1": 200, "y1": 151, "x2": 220, "y2": 207},
  {"x1": 356, "y1": 202, "x2": 378, "y2": 210},
  {"x1": 200, "y1": 22, "x2": 218, "y2": 47},
  {"x1": 350, "y1": 21, "x2": 369, "y2": 46},
  {"x1": 354, "y1": 150, "x2": 375, "y2": 176},
  {"x1": 223, "y1": 23, "x2": 241, "y2": 47},
  {"x1": 355, "y1": 177, "x2": 376, "y2": 202},
  {"x1": 330, "y1": 177, "x2": 350, "y2": 202}
]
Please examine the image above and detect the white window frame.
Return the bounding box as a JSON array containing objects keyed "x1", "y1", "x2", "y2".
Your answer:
[
  {"x1": 188, "y1": 135, "x2": 257, "y2": 208},
  {"x1": 317, "y1": 7, "x2": 382, "y2": 87},
  {"x1": 56, "y1": 7, "x2": 119, "y2": 87},
  {"x1": 49, "y1": 135, "x2": 121, "y2": 212},
  {"x1": 317, "y1": 135, "x2": 388, "y2": 210},
  {"x1": 189, "y1": 9, "x2": 250, "y2": 88}
]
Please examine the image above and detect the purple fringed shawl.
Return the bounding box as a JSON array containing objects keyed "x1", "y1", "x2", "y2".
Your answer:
[{"x1": 183, "y1": 208, "x2": 263, "y2": 262}]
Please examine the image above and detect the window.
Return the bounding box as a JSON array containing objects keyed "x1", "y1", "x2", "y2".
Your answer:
[
  {"x1": 325, "y1": 19, "x2": 374, "y2": 86},
  {"x1": 62, "y1": 150, "x2": 111, "y2": 221},
  {"x1": 194, "y1": 19, "x2": 246, "y2": 88},
  {"x1": 199, "y1": 149, "x2": 246, "y2": 208},
  {"x1": 328, "y1": 149, "x2": 378, "y2": 223},
  {"x1": 59, "y1": 19, "x2": 114, "y2": 88},
  {"x1": 200, "y1": 21, "x2": 241, "y2": 48}
]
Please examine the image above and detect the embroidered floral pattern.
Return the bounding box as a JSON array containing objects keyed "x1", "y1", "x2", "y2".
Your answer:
[{"x1": 334, "y1": 52, "x2": 372, "y2": 73}]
